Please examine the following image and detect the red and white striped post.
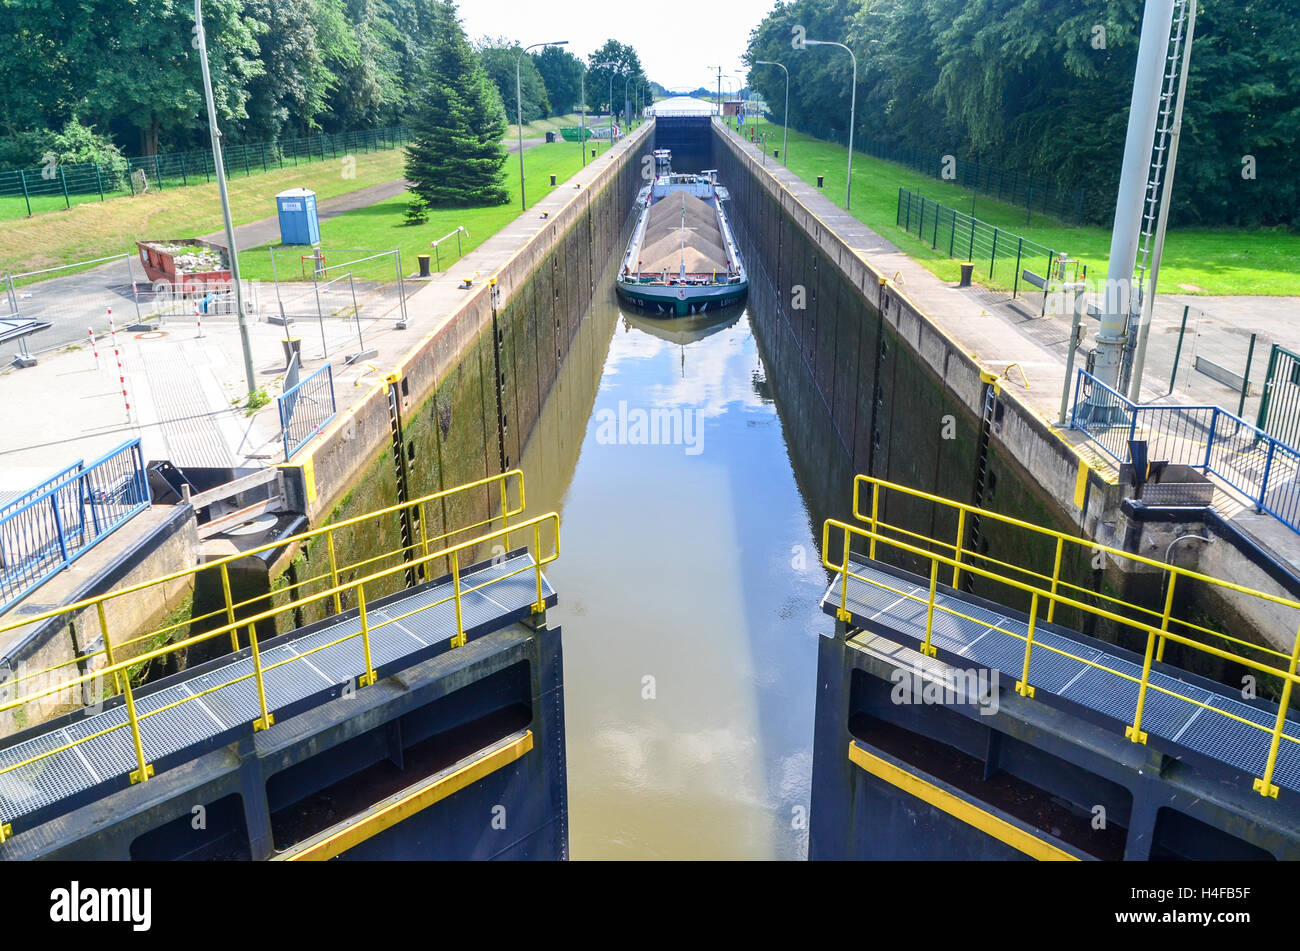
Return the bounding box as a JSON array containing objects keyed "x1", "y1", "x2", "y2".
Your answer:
[
  {"x1": 195, "y1": 300, "x2": 204, "y2": 338},
  {"x1": 88, "y1": 327, "x2": 99, "y2": 369},
  {"x1": 108, "y1": 308, "x2": 131, "y2": 424}
]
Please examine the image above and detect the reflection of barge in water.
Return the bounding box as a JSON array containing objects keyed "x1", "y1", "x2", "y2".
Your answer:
[{"x1": 616, "y1": 150, "x2": 748, "y2": 317}]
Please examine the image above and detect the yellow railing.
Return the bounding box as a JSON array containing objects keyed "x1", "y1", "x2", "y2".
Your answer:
[
  {"x1": 0, "y1": 469, "x2": 558, "y2": 835},
  {"x1": 826, "y1": 474, "x2": 1300, "y2": 800},
  {"x1": 0, "y1": 468, "x2": 527, "y2": 715}
]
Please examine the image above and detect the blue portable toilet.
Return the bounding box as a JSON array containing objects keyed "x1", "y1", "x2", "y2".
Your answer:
[{"x1": 276, "y1": 188, "x2": 320, "y2": 245}]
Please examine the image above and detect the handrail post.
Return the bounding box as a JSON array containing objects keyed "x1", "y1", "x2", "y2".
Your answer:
[
  {"x1": 500, "y1": 477, "x2": 512, "y2": 551},
  {"x1": 1156, "y1": 572, "x2": 1177, "y2": 662},
  {"x1": 869, "y1": 483, "x2": 880, "y2": 560},
  {"x1": 247, "y1": 620, "x2": 275, "y2": 732},
  {"x1": 1047, "y1": 538, "x2": 1064, "y2": 622},
  {"x1": 952, "y1": 509, "x2": 967, "y2": 587},
  {"x1": 531, "y1": 521, "x2": 546, "y2": 616},
  {"x1": 356, "y1": 583, "x2": 378, "y2": 687},
  {"x1": 419, "y1": 501, "x2": 431, "y2": 561},
  {"x1": 921, "y1": 559, "x2": 939, "y2": 657},
  {"x1": 1258, "y1": 439, "x2": 1277, "y2": 514},
  {"x1": 1255, "y1": 619, "x2": 1300, "y2": 798},
  {"x1": 452, "y1": 549, "x2": 467, "y2": 646},
  {"x1": 837, "y1": 529, "x2": 852, "y2": 623},
  {"x1": 1204, "y1": 410, "x2": 1218, "y2": 472},
  {"x1": 327, "y1": 529, "x2": 342, "y2": 613},
  {"x1": 98, "y1": 607, "x2": 152, "y2": 783},
  {"x1": 1127, "y1": 628, "x2": 1157, "y2": 744},
  {"x1": 220, "y1": 563, "x2": 240, "y2": 652},
  {"x1": 1016, "y1": 593, "x2": 1039, "y2": 698}
]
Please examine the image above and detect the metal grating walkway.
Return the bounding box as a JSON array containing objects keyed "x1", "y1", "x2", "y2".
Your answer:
[
  {"x1": 0, "y1": 551, "x2": 554, "y2": 835},
  {"x1": 823, "y1": 558, "x2": 1300, "y2": 795}
]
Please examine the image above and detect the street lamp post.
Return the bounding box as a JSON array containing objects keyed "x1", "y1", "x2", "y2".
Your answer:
[
  {"x1": 518, "y1": 39, "x2": 568, "y2": 211},
  {"x1": 755, "y1": 60, "x2": 788, "y2": 165},
  {"x1": 805, "y1": 39, "x2": 856, "y2": 209},
  {"x1": 194, "y1": 0, "x2": 255, "y2": 397},
  {"x1": 580, "y1": 68, "x2": 586, "y2": 167}
]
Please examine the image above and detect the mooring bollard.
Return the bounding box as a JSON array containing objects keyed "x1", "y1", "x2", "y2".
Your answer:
[
  {"x1": 550, "y1": 174, "x2": 557, "y2": 186},
  {"x1": 817, "y1": 175, "x2": 824, "y2": 188},
  {"x1": 418, "y1": 254, "x2": 431, "y2": 278},
  {"x1": 959, "y1": 262, "x2": 975, "y2": 287}
]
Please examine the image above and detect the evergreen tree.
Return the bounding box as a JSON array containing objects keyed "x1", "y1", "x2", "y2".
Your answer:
[{"x1": 404, "y1": 0, "x2": 508, "y2": 207}]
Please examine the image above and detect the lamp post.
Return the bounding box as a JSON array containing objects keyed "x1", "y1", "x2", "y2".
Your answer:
[
  {"x1": 804, "y1": 39, "x2": 856, "y2": 209},
  {"x1": 518, "y1": 39, "x2": 568, "y2": 211},
  {"x1": 579, "y1": 67, "x2": 586, "y2": 167},
  {"x1": 755, "y1": 60, "x2": 788, "y2": 165},
  {"x1": 194, "y1": 0, "x2": 255, "y2": 397}
]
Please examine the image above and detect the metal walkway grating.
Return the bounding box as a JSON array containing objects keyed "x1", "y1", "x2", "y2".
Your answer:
[
  {"x1": 823, "y1": 558, "x2": 1300, "y2": 795},
  {"x1": 0, "y1": 551, "x2": 554, "y2": 835}
]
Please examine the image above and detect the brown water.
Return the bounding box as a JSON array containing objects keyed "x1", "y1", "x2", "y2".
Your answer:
[{"x1": 519, "y1": 248, "x2": 830, "y2": 859}]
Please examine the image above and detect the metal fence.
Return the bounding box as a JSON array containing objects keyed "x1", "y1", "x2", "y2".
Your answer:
[
  {"x1": 812, "y1": 126, "x2": 1089, "y2": 224},
  {"x1": 897, "y1": 188, "x2": 1072, "y2": 302},
  {"x1": 0, "y1": 126, "x2": 409, "y2": 219},
  {"x1": 279, "y1": 363, "x2": 337, "y2": 461},
  {"x1": 0, "y1": 440, "x2": 151, "y2": 613},
  {"x1": 1070, "y1": 369, "x2": 1300, "y2": 534},
  {"x1": 1256, "y1": 344, "x2": 1300, "y2": 449}
]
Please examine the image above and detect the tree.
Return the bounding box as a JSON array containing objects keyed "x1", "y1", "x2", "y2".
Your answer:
[
  {"x1": 587, "y1": 39, "x2": 646, "y2": 118},
  {"x1": 404, "y1": 1, "x2": 508, "y2": 207},
  {"x1": 533, "y1": 46, "x2": 583, "y2": 116},
  {"x1": 476, "y1": 39, "x2": 551, "y2": 124}
]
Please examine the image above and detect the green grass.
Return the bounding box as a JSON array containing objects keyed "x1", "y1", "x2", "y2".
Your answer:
[
  {"x1": 741, "y1": 117, "x2": 1300, "y2": 296},
  {"x1": 0, "y1": 148, "x2": 408, "y2": 276},
  {"x1": 235, "y1": 139, "x2": 609, "y2": 280}
]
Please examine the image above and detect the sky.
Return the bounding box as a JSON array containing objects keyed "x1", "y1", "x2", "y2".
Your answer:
[{"x1": 455, "y1": 0, "x2": 771, "y2": 93}]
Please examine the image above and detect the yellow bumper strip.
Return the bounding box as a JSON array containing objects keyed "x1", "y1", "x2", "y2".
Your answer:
[
  {"x1": 848, "y1": 741, "x2": 1081, "y2": 861},
  {"x1": 278, "y1": 729, "x2": 534, "y2": 861}
]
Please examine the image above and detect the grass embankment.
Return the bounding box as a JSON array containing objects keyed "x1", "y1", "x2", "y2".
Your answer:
[
  {"x1": 235, "y1": 138, "x2": 610, "y2": 280},
  {"x1": 741, "y1": 117, "x2": 1300, "y2": 297},
  {"x1": 0, "y1": 148, "x2": 408, "y2": 276},
  {"x1": 505, "y1": 112, "x2": 598, "y2": 140}
]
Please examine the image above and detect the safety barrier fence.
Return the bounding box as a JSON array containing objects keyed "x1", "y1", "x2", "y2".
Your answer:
[
  {"x1": 0, "y1": 127, "x2": 409, "y2": 219},
  {"x1": 279, "y1": 363, "x2": 337, "y2": 461},
  {"x1": 0, "y1": 440, "x2": 150, "y2": 614},
  {"x1": 897, "y1": 188, "x2": 1072, "y2": 299},
  {"x1": 1071, "y1": 368, "x2": 1300, "y2": 535},
  {"x1": 0, "y1": 469, "x2": 557, "y2": 823},
  {"x1": 806, "y1": 123, "x2": 1089, "y2": 223},
  {"x1": 825, "y1": 475, "x2": 1300, "y2": 799}
]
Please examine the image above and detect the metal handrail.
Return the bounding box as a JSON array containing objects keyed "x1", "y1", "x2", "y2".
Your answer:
[
  {"x1": 837, "y1": 474, "x2": 1300, "y2": 799},
  {"x1": 0, "y1": 509, "x2": 559, "y2": 800},
  {"x1": 0, "y1": 468, "x2": 528, "y2": 693}
]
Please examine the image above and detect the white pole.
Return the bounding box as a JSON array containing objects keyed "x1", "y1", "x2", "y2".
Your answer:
[
  {"x1": 1093, "y1": 0, "x2": 1177, "y2": 392},
  {"x1": 1128, "y1": 0, "x2": 1196, "y2": 402},
  {"x1": 195, "y1": 0, "x2": 256, "y2": 397}
]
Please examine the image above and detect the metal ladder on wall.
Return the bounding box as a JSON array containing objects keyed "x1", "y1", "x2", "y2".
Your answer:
[
  {"x1": 386, "y1": 374, "x2": 423, "y2": 587},
  {"x1": 1121, "y1": 0, "x2": 1193, "y2": 393},
  {"x1": 963, "y1": 375, "x2": 1000, "y2": 592}
]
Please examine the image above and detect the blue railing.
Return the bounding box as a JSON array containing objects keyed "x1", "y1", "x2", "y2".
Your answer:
[
  {"x1": 279, "y1": 363, "x2": 337, "y2": 461},
  {"x1": 0, "y1": 440, "x2": 151, "y2": 613},
  {"x1": 1071, "y1": 369, "x2": 1300, "y2": 534}
]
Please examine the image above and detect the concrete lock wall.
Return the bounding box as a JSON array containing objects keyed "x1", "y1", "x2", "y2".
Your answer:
[{"x1": 276, "y1": 130, "x2": 649, "y2": 619}]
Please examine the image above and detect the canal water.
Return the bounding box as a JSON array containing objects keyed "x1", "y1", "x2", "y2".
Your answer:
[{"x1": 520, "y1": 223, "x2": 834, "y2": 859}]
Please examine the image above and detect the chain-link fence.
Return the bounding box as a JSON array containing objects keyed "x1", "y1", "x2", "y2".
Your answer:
[{"x1": 0, "y1": 126, "x2": 409, "y2": 220}]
